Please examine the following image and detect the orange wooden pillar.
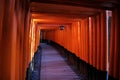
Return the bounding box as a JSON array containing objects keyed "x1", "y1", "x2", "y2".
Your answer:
[
  {"x1": 77, "y1": 21, "x2": 80, "y2": 58},
  {"x1": 0, "y1": 0, "x2": 4, "y2": 43},
  {"x1": 109, "y1": 8, "x2": 120, "y2": 79},
  {"x1": 83, "y1": 18, "x2": 89, "y2": 74},
  {"x1": 81, "y1": 20, "x2": 84, "y2": 61},
  {"x1": 90, "y1": 16, "x2": 97, "y2": 68},
  {"x1": 89, "y1": 11, "x2": 107, "y2": 73},
  {"x1": 23, "y1": 10, "x2": 31, "y2": 80},
  {"x1": 69, "y1": 25, "x2": 72, "y2": 52},
  {"x1": 78, "y1": 20, "x2": 82, "y2": 60},
  {"x1": 100, "y1": 11, "x2": 107, "y2": 72},
  {"x1": 15, "y1": 1, "x2": 23, "y2": 79},
  {"x1": 17, "y1": 6, "x2": 30, "y2": 80},
  {"x1": 77, "y1": 22, "x2": 81, "y2": 57},
  {"x1": 96, "y1": 14, "x2": 101, "y2": 70},
  {"x1": 118, "y1": 8, "x2": 120, "y2": 80},
  {"x1": 87, "y1": 12, "x2": 107, "y2": 80},
  {"x1": 92, "y1": 16, "x2": 97, "y2": 68},
  {"x1": 35, "y1": 24, "x2": 39, "y2": 51},
  {"x1": 64, "y1": 25, "x2": 68, "y2": 49},
  {"x1": 25, "y1": 11, "x2": 31, "y2": 77},
  {"x1": 71, "y1": 22, "x2": 79, "y2": 56},
  {"x1": 0, "y1": 0, "x2": 16, "y2": 79},
  {"x1": 0, "y1": 0, "x2": 5, "y2": 78},
  {"x1": 89, "y1": 17, "x2": 93, "y2": 66},
  {"x1": 63, "y1": 26, "x2": 66, "y2": 48},
  {"x1": 21, "y1": 11, "x2": 25, "y2": 80},
  {"x1": 79, "y1": 18, "x2": 89, "y2": 62},
  {"x1": 16, "y1": 8, "x2": 23, "y2": 79},
  {"x1": 0, "y1": 0, "x2": 30, "y2": 79},
  {"x1": 79, "y1": 20, "x2": 82, "y2": 60},
  {"x1": 91, "y1": 11, "x2": 107, "y2": 72},
  {"x1": 83, "y1": 20, "x2": 85, "y2": 61},
  {"x1": 75, "y1": 21, "x2": 80, "y2": 57},
  {"x1": 85, "y1": 18, "x2": 89, "y2": 63}
]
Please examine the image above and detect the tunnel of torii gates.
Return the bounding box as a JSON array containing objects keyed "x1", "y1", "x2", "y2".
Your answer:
[{"x1": 0, "y1": 0, "x2": 120, "y2": 80}]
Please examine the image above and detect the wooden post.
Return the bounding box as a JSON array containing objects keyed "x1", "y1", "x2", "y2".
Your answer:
[
  {"x1": 0, "y1": 0, "x2": 5, "y2": 79},
  {"x1": 96, "y1": 14, "x2": 101, "y2": 70},
  {"x1": 100, "y1": 11, "x2": 107, "y2": 71},
  {"x1": 109, "y1": 8, "x2": 120, "y2": 79},
  {"x1": 0, "y1": 0, "x2": 16, "y2": 79}
]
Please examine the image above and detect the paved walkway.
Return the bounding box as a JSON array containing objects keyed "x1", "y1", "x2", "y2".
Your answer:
[{"x1": 40, "y1": 43, "x2": 80, "y2": 80}]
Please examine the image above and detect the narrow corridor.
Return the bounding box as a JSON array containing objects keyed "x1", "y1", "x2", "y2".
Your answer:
[
  {"x1": 0, "y1": 0, "x2": 120, "y2": 80},
  {"x1": 40, "y1": 43, "x2": 80, "y2": 80}
]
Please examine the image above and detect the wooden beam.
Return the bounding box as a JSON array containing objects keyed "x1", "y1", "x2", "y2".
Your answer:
[{"x1": 30, "y1": 0, "x2": 120, "y2": 10}]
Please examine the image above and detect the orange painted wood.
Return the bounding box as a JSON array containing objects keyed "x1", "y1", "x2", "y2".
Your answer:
[
  {"x1": 109, "y1": 9, "x2": 119, "y2": 79},
  {"x1": 96, "y1": 15, "x2": 101, "y2": 70},
  {"x1": 76, "y1": 22, "x2": 79, "y2": 57},
  {"x1": 0, "y1": 0, "x2": 5, "y2": 78},
  {"x1": 78, "y1": 21, "x2": 81, "y2": 59},
  {"x1": 84, "y1": 19, "x2": 86, "y2": 62},
  {"x1": 0, "y1": 0, "x2": 4, "y2": 45},
  {"x1": 35, "y1": 27, "x2": 40, "y2": 51},
  {"x1": 113, "y1": 9, "x2": 119, "y2": 78},
  {"x1": 78, "y1": 22, "x2": 81, "y2": 59},
  {"x1": 86, "y1": 19, "x2": 89, "y2": 63},
  {"x1": 84, "y1": 20, "x2": 86, "y2": 62},
  {"x1": 100, "y1": 11, "x2": 107, "y2": 71},
  {"x1": 83, "y1": 19, "x2": 86, "y2": 61},
  {"x1": 89, "y1": 17, "x2": 93, "y2": 65},
  {"x1": 118, "y1": 8, "x2": 120, "y2": 80},
  {"x1": 0, "y1": 0, "x2": 15, "y2": 79},
  {"x1": 84, "y1": 18, "x2": 89, "y2": 63},
  {"x1": 92, "y1": 17, "x2": 96, "y2": 67},
  {"x1": 80, "y1": 20, "x2": 84, "y2": 60},
  {"x1": 0, "y1": 0, "x2": 31, "y2": 79}
]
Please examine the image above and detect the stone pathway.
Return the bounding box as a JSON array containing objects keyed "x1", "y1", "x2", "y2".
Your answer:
[{"x1": 40, "y1": 43, "x2": 80, "y2": 80}]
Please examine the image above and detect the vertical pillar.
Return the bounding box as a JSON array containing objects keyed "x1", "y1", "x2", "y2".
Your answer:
[
  {"x1": 1, "y1": 0, "x2": 16, "y2": 79},
  {"x1": 118, "y1": 8, "x2": 120, "y2": 80},
  {"x1": 96, "y1": 14, "x2": 101, "y2": 70},
  {"x1": 21, "y1": 9, "x2": 25, "y2": 80},
  {"x1": 80, "y1": 20, "x2": 83, "y2": 60},
  {"x1": 23, "y1": 9, "x2": 30, "y2": 80},
  {"x1": 89, "y1": 17, "x2": 93, "y2": 66},
  {"x1": 0, "y1": 0, "x2": 4, "y2": 43},
  {"x1": 99, "y1": 11, "x2": 108, "y2": 80},
  {"x1": 23, "y1": 10, "x2": 31, "y2": 78},
  {"x1": 0, "y1": 0, "x2": 5, "y2": 79},
  {"x1": 92, "y1": 16, "x2": 97, "y2": 68},
  {"x1": 82, "y1": 20, "x2": 85, "y2": 61},
  {"x1": 100, "y1": 11, "x2": 107, "y2": 71},
  {"x1": 113, "y1": 9, "x2": 118, "y2": 79},
  {"x1": 78, "y1": 21, "x2": 81, "y2": 58},
  {"x1": 11, "y1": 11, "x2": 17, "y2": 80},
  {"x1": 85, "y1": 18, "x2": 89, "y2": 63},
  {"x1": 109, "y1": 8, "x2": 120, "y2": 79}
]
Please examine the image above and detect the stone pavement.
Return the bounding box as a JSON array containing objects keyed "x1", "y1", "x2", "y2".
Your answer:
[{"x1": 40, "y1": 43, "x2": 80, "y2": 80}]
